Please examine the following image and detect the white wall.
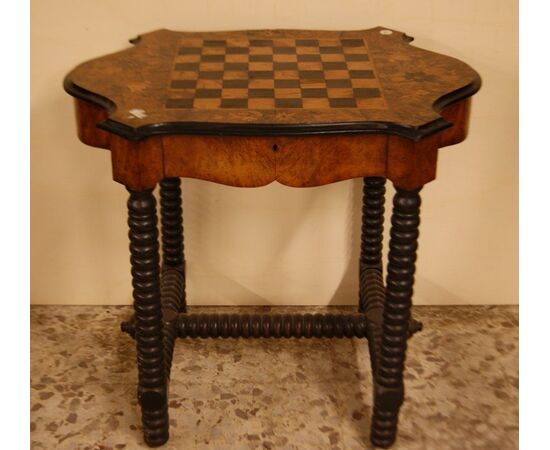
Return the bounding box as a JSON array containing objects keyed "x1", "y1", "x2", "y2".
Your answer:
[{"x1": 31, "y1": 0, "x2": 518, "y2": 305}]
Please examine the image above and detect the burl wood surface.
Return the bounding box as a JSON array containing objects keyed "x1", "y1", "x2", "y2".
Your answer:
[
  {"x1": 74, "y1": 96, "x2": 470, "y2": 190},
  {"x1": 65, "y1": 27, "x2": 480, "y2": 191},
  {"x1": 65, "y1": 27, "x2": 480, "y2": 140}
]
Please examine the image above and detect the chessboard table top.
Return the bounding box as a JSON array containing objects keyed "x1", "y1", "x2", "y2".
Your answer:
[{"x1": 64, "y1": 27, "x2": 480, "y2": 141}]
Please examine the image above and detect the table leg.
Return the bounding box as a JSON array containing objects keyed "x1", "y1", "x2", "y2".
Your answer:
[
  {"x1": 370, "y1": 186, "x2": 422, "y2": 448},
  {"x1": 159, "y1": 177, "x2": 186, "y2": 384},
  {"x1": 359, "y1": 177, "x2": 386, "y2": 373},
  {"x1": 359, "y1": 177, "x2": 385, "y2": 275},
  {"x1": 127, "y1": 188, "x2": 169, "y2": 447},
  {"x1": 160, "y1": 177, "x2": 186, "y2": 312}
]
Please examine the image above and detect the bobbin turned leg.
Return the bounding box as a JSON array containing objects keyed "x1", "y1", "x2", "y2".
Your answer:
[
  {"x1": 127, "y1": 188, "x2": 169, "y2": 447},
  {"x1": 159, "y1": 178, "x2": 186, "y2": 380},
  {"x1": 359, "y1": 177, "x2": 386, "y2": 372},
  {"x1": 359, "y1": 177, "x2": 385, "y2": 307},
  {"x1": 370, "y1": 186, "x2": 422, "y2": 448},
  {"x1": 160, "y1": 178, "x2": 186, "y2": 312}
]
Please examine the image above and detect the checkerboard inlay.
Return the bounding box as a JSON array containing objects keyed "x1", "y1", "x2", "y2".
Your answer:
[{"x1": 165, "y1": 37, "x2": 387, "y2": 110}]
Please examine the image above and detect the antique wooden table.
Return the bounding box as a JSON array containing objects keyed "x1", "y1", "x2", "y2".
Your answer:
[{"x1": 64, "y1": 27, "x2": 480, "y2": 448}]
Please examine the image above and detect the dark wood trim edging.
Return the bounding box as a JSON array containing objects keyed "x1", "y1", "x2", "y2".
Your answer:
[{"x1": 63, "y1": 74, "x2": 480, "y2": 142}]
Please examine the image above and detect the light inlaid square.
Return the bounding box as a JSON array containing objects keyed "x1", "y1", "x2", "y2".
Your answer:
[{"x1": 193, "y1": 98, "x2": 221, "y2": 109}]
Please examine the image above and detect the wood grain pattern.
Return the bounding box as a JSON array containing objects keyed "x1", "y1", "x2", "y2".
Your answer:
[
  {"x1": 164, "y1": 134, "x2": 387, "y2": 188},
  {"x1": 73, "y1": 96, "x2": 472, "y2": 190},
  {"x1": 65, "y1": 27, "x2": 480, "y2": 140},
  {"x1": 275, "y1": 134, "x2": 387, "y2": 187},
  {"x1": 439, "y1": 97, "x2": 471, "y2": 147},
  {"x1": 163, "y1": 135, "x2": 275, "y2": 187},
  {"x1": 73, "y1": 99, "x2": 111, "y2": 149},
  {"x1": 386, "y1": 134, "x2": 439, "y2": 190},
  {"x1": 111, "y1": 135, "x2": 164, "y2": 191}
]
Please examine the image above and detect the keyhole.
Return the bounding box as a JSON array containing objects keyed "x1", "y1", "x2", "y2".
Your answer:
[{"x1": 272, "y1": 144, "x2": 279, "y2": 152}]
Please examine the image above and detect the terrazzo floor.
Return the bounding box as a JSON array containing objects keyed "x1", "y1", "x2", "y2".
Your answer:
[{"x1": 30, "y1": 305, "x2": 518, "y2": 450}]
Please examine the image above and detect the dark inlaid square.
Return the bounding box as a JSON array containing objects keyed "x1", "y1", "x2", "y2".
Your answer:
[
  {"x1": 170, "y1": 79, "x2": 197, "y2": 89},
  {"x1": 273, "y1": 47, "x2": 296, "y2": 54},
  {"x1": 175, "y1": 63, "x2": 200, "y2": 71},
  {"x1": 275, "y1": 79, "x2": 300, "y2": 88},
  {"x1": 250, "y1": 54, "x2": 273, "y2": 62},
  {"x1": 275, "y1": 98, "x2": 303, "y2": 108},
  {"x1": 326, "y1": 79, "x2": 352, "y2": 88},
  {"x1": 195, "y1": 89, "x2": 222, "y2": 98},
  {"x1": 165, "y1": 98, "x2": 194, "y2": 109},
  {"x1": 249, "y1": 89, "x2": 275, "y2": 98},
  {"x1": 329, "y1": 98, "x2": 357, "y2": 108},
  {"x1": 179, "y1": 47, "x2": 202, "y2": 54},
  {"x1": 198, "y1": 71, "x2": 224, "y2": 79},
  {"x1": 344, "y1": 53, "x2": 370, "y2": 62},
  {"x1": 320, "y1": 46, "x2": 343, "y2": 54},
  {"x1": 222, "y1": 79, "x2": 248, "y2": 88},
  {"x1": 225, "y1": 62, "x2": 249, "y2": 71},
  {"x1": 226, "y1": 47, "x2": 249, "y2": 54},
  {"x1": 354, "y1": 88, "x2": 381, "y2": 98},
  {"x1": 204, "y1": 40, "x2": 226, "y2": 47},
  {"x1": 250, "y1": 39, "x2": 273, "y2": 47},
  {"x1": 302, "y1": 88, "x2": 328, "y2": 98},
  {"x1": 322, "y1": 61, "x2": 348, "y2": 70},
  {"x1": 349, "y1": 70, "x2": 374, "y2": 79},
  {"x1": 299, "y1": 70, "x2": 324, "y2": 80},
  {"x1": 341, "y1": 39, "x2": 364, "y2": 47},
  {"x1": 202, "y1": 54, "x2": 225, "y2": 62},
  {"x1": 220, "y1": 98, "x2": 248, "y2": 108},
  {"x1": 274, "y1": 62, "x2": 298, "y2": 70},
  {"x1": 296, "y1": 39, "x2": 319, "y2": 46},
  {"x1": 297, "y1": 54, "x2": 321, "y2": 62},
  {"x1": 250, "y1": 71, "x2": 274, "y2": 79}
]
